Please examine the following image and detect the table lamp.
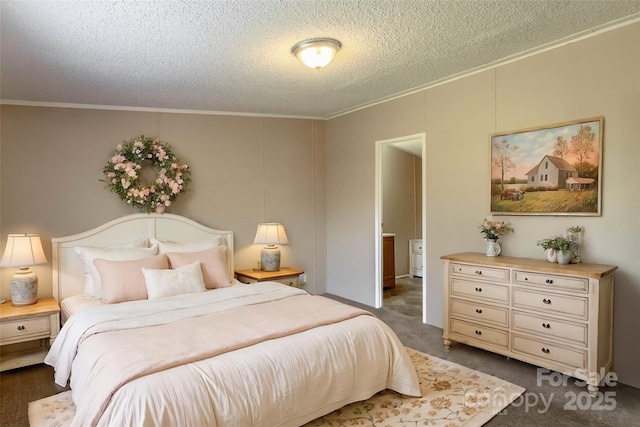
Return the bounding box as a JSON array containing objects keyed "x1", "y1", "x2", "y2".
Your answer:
[
  {"x1": 253, "y1": 223, "x2": 289, "y2": 271},
  {"x1": 0, "y1": 234, "x2": 48, "y2": 306}
]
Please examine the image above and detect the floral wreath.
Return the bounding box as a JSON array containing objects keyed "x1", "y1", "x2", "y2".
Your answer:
[{"x1": 103, "y1": 135, "x2": 191, "y2": 213}]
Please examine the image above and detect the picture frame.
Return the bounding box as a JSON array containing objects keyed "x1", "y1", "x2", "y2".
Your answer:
[{"x1": 490, "y1": 116, "x2": 603, "y2": 216}]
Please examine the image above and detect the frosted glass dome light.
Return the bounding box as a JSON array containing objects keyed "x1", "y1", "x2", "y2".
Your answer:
[{"x1": 291, "y1": 38, "x2": 341, "y2": 70}]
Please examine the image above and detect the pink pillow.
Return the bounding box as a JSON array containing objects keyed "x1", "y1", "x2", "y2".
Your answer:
[
  {"x1": 166, "y1": 246, "x2": 232, "y2": 289},
  {"x1": 94, "y1": 254, "x2": 169, "y2": 304}
]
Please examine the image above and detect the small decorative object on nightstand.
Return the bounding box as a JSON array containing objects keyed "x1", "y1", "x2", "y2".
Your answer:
[
  {"x1": 0, "y1": 297, "x2": 60, "y2": 371},
  {"x1": 253, "y1": 223, "x2": 290, "y2": 271},
  {"x1": 235, "y1": 267, "x2": 304, "y2": 288},
  {"x1": 0, "y1": 234, "x2": 48, "y2": 306}
]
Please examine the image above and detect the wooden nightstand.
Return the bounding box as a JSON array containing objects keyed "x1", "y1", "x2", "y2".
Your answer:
[
  {"x1": 0, "y1": 297, "x2": 60, "y2": 371},
  {"x1": 235, "y1": 267, "x2": 304, "y2": 288}
]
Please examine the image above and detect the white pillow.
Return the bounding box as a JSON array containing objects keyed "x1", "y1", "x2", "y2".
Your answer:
[
  {"x1": 151, "y1": 237, "x2": 220, "y2": 253},
  {"x1": 75, "y1": 245, "x2": 158, "y2": 298},
  {"x1": 142, "y1": 261, "x2": 206, "y2": 300}
]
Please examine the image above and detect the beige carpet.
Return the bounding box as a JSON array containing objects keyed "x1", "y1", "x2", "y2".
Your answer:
[{"x1": 29, "y1": 348, "x2": 524, "y2": 427}]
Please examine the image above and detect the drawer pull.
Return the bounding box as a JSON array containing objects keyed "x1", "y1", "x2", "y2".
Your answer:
[
  {"x1": 17, "y1": 325, "x2": 26, "y2": 331},
  {"x1": 475, "y1": 270, "x2": 482, "y2": 275},
  {"x1": 475, "y1": 309, "x2": 483, "y2": 314},
  {"x1": 475, "y1": 287, "x2": 482, "y2": 292},
  {"x1": 475, "y1": 330, "x2": 482, "y2": 335},
  {"x1": 545, "y1": 279, "x2": 554, "y2": 284},
  {"x1": 541, "y1": 348, "x2": 551, "y2": 354},
  {"x1": 542, "y1": 323, "x2": 551, "y2": 329},
  {"x1": 542, "y1": 298, "x2": 551, "y2": 304}
]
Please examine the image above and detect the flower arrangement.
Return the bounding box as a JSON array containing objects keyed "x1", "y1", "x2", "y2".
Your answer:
[
  {"x1": 479, "y1": 218, "x2": 514, "y2": 240},
  {"x1": 102, "y1": 136, "x2": 191, "y2": 213}
]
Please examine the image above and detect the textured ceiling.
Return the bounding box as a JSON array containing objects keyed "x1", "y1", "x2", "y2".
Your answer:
[{"x1": 1, "y1": 1, "x2": 639, "y2": 119}]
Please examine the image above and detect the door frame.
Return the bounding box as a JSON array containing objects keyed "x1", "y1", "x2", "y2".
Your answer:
[{"x1": 374, "y1": 133, "x2": 427, "y2": 323}]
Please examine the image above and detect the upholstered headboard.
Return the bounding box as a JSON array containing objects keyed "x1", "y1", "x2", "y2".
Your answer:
[{"x1": 51, "y1": 213, "x2": 234, "y2": 303}]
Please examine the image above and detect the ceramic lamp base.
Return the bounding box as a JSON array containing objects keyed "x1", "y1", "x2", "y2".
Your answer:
[
  {"x1": 260, "y1": 245, "x2": 281, "y2": 272},
  {"x1": 11, "y1": 269, "x2": 38, "y2": 306}
]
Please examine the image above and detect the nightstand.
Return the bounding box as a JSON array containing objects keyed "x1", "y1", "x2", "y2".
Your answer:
[
  {"x1": 235, "y1": 267, "x2": 304, "y2": 288},
  {"x1": 0, "y1": 297, "x2": 60, "y2": 371}
]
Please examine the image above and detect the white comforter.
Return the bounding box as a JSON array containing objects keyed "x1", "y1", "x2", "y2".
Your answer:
[{"x1": 46, "y1": 282, "x2": 420, "y2": 427}]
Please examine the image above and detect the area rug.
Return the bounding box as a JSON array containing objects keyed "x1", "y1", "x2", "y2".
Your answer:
[{"x1": 29, "y1": 348, "x2": 524, "y2": 427}]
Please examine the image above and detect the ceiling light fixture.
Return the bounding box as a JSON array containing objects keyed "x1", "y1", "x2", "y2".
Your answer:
[{"x1": 291, "y1": 38, "x2": 341, "y2": 70}]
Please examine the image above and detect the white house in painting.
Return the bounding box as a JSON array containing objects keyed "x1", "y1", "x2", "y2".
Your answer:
[{"x1": 525, "y1": 155, "x2": 577, "y2": 188}]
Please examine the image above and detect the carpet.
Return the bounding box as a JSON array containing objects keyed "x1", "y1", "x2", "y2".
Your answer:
[{"x1": 29, "y1": 348, "x2": 524, "y2": 427}]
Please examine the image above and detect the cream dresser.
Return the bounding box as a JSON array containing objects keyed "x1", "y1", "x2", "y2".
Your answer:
[
  {"x1": 409, "y1": 239, "x2": 423, "y2": 278},
  {"x1": 441, "y1": 252, "x2": 617, "y2": 394}
]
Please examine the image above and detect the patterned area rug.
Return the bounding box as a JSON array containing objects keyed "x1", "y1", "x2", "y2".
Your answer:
[{"x1": 29, "y1": 348, "x2": 524, "y2": 427}]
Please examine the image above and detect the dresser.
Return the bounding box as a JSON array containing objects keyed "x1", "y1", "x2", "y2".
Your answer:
[
  {"x1": 441, "y1": 252, "x2": 617, "y2": 395},
  {"x1": 0, "y1": 298, "x2": 60, "y2": 371},
  {"x1": 409, "y1": 239, "x2": 423, "y2": 278}
]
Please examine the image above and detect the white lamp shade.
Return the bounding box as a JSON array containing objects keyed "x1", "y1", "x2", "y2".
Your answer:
[
  {"x1": 292, "y1": 38, "x2": 341, "y2": 70},
  {"x1": 0, "y1": 234, "x2": 48, "y2": 267},
  {"x1": 253, "y1": 223, "x2": 289, "y2": 245}
]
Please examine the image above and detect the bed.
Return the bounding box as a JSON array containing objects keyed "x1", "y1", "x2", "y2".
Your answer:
[{"x1": 44, "y1": 213, "x2": 420, "y2": 427}]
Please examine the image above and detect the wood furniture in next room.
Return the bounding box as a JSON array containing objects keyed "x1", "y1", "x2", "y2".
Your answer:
[
  {"x1": 441, "y1": 252, "x2": 617, "y2": 395},
  {"x1": 235, "y1": 267, "x2": 304, "y2": 288},
  {"x1": 383, "y1": 234, "x2": 395, "y2": 289},
  {"x1": 0, "y1": 297, "x2": 60, "y2": 371}
]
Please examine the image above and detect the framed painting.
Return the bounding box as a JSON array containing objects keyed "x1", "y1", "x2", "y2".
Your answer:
[{"x1": 490, "y1": 117, "x2": 603, "y2": 216}]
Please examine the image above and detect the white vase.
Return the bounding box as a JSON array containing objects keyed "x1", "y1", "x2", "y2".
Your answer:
[
  {"x1": 485, "y1": 239, "x2": 501, "y2": 257},
  {"x1": 556, "y1": 250, "x2": 572, "y2": 265},
  {"x1": 545, "y1": 248, "x2": 557, "y2": 263}
]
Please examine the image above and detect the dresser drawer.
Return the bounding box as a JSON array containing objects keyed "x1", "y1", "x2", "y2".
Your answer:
[
  {"x1": 512, "y1": 334, "x2": 587, "y2": 370},
  {"x1": 512, "y1": 287, "x2": 587, "y2": 320},
  {"x1": 0, "y1": 316, "x2": 50, "y2": 342},
  {"x1": 451, "y1": 319, "x2": 508, "y2": 349},
  {"x1": 451, "y1": 279, "x2": 509, "y2": 304},
  {"x1": 513, "y1": 270, "x2": 588, "y2": 293},
  {"x1": 512, "y1": 311, "x2": 587, "y2": 346},
  {"x1": 410, "y1": 240, "x2": 423, "y2": 253},
  {"x1": 451, "y1": 298, "x2": 508, "y2": 327},
  {"x1": 450, "y1": 263, "x2": 509, "y2": 283},
  {"x1": 274, "y1": 277, "x2": 299, "y2": 288}
]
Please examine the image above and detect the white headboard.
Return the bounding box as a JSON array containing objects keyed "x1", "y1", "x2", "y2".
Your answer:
[{"x1": 51, "y1": 213, "x2": 234, "y2": 303}]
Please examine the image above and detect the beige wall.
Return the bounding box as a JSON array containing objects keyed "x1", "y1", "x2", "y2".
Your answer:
[
  {"x1": 326, "y1": 23, "x2": 640, "y2": 387},
  {"x1": 382, "y1": 145, "x2": 421, "y2": 275},
  {"x1": 0, "y1": 107, "x2": 327, "y2": 296}
]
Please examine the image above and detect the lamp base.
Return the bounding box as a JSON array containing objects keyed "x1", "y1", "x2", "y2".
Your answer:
[
  {"x1": 11, "y1": 269, "x2": 38, "y2": 306},
  {"x1": 260, "y1": 245, "x2": 281, "y2": 272}
]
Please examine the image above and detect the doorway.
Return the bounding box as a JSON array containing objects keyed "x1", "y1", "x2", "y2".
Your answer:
[{"x1": 375, "y1": 133, "x2": 426, "y2": 323}]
